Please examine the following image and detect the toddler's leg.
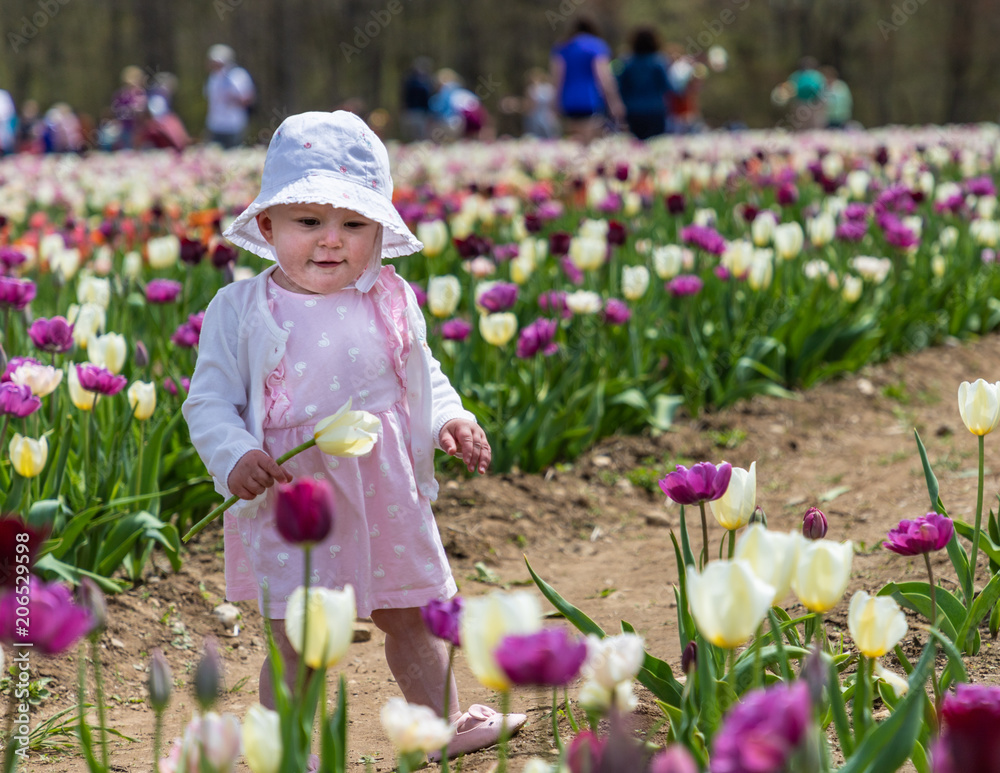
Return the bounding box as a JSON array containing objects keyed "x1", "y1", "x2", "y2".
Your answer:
[
  {"x1": 370, "y1": 607, "x2": 461, "y2": 722},
  {"x1": 259, "y1": 619, "x2": 314, "y2": 710}
]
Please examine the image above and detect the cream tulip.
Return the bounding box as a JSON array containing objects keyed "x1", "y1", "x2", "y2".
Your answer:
[
  {"x1": 841, "y1": 275, "x2": 863, "y2": 303},
  {"x1": 652, "y1": 245, "x2": 685, "y2": 279},
  {"x1": 709, "y1": 461, "x2": 756, "y2": 531},
  {"x1": 242, "y1": 704, "x2": 281, "y2": 773},
  {"x1": 958, "y1": 379, "x2": 1000, "y2": 436},
  {"x1": 460, "y1": 590, "x2": 542, "y2": 691},
  {"x1": 685, "y1": 559, "x2": 775, "y2": 648},
  {"x1": 479, "y1": 312, "x2": 518, "y2": 346},
  {"x1": 848, "y1": 591, "x2": 908, "y2": 658},
  {"x1": 807, "y1": 212, "x2": 836, "y2": 248},
  {"x1": 510, "y1": 255, "x2": 535, "y2": 285},
  {"x1": 622, "y1": 265, "x2": 650, "y2": 300},
  {"x1": 76, "y1": 274, "x2": 111, "y2": 309},
  {"x1": 68, "y1": 365, "x2": 97, "y2": 411},
  {"x1": 751, "y1": 212, "x2": 777, "y2": 247},
  {"x1": 285, "y1": 585, "x2": 356, "y2": 669},
  {"x1": 49, "y1": 248, "x2": 81, "y2": 281},
  {"x1": 747, "y1": 253, "x2": 773, "y2": 290},
  {"x1": 734, "y1": 525, "x2": 799, "y2": 605},
  {"x1": 9, "y1": 434, "x2": 48, "y2": 478},
  {"x1": 791, "y1": 538, "x2": 853, "y2": 613},
  {"x1": 380, "y1": 697, "x2": 455, "y2": 754},
  {"x1": 88, "y1": 333, "x2": 127, "y2": 374},
  {"x1": 427, "y1": 275, "x2": 462, "y2": 318},
  {"x1": 122, "y1": 250, "x2": 143, "y2": 280},
  {"x1": 147, "y1": 234, "x2": 181, "y2": 269},
  {"x1": 416, "y1": 219, "x2": 449, "y2": 258},
  {"x1": 568, "y1": 236, "x2": 606, "y2": 271},
  {"x1": 773, "y1": 222, "x2": 804, "y2": 260},
  {"x1": 579, "y1": 633, "x2": 645, "y2": 691},
  {"x1": 127, "y1": 381, "x2": 156, "y2": 420},
  {"x1": 313, "y1": 399, "x2": 380, "y2": 457},
  {"x1": 68, "y1": 302, "x2": 106, "y2": 349},
  {"x1": 721, "y1": 240, "x2": 754, "y2": 276},
  {"x1": 564, "y1": 291, "x2": 602, "y2": 315},
  {"x1": 10, "y1": 363, "x2": 63, "y2": 397}
]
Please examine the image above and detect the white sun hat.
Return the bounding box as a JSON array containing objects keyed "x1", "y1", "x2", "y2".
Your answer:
[{"x1": 223, "y1": 111, "x2": 423, "y2": 268}]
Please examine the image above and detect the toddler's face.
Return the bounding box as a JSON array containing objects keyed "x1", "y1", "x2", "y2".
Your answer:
[{"x1": 256, "y1": 203, "x2": 378, "y2": 295}]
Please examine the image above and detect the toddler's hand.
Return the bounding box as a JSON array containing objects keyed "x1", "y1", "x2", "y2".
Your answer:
[
  {"x1": 440, "y1": 419, "x2": 491, "y2": 474},
  {"x1": 227, "y1": 449, "x2": 292, "y2": 500}
]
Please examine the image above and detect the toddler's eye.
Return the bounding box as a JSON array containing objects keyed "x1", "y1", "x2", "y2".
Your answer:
[
  {"x1": 345, "y1": 221, "x2": 369, "y2": 228},
  {"x1": 298, "y1": 218, "x2": 320, "y2": 226}
]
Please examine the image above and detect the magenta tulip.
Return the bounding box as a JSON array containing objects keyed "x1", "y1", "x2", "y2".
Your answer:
[
  {"x1": 649, "y1": 746, "x2": 699, "y2": 773},
  {"x1": 76, "y1": 364, "x2": 127, "y2": 396},
  {"x1": 802, "y1": 507, "x2": 828, "y2": 540},
  {"x1": 421, "y1": 596, "x2": 463, "y2": 647},
  {"x1": 275, "y1": 477, "x2": 334, "y2": 545},
  {"x1": 179, "y1": 237, "x2": 207, "y2": 265},
  {"x1": 0, "y1": 247, "x2": 27, "y2": 270},
  {"x1": 28, "y1": 316, "x2": 74, "y2": 353},
  {"x1": 0, "y1": 576, "x2": 93, "y2": 654},
  {"x1": 0, "y1": 383, "x2": 41, "y2": 418},
  {"x1": 934, "y1": 684, "x2": 1000, "y2": 773},
  {"x1": 2, "y1": 356, "x2": 41, "y2": 382},
  {"x1": 440, "y1": 318, "x2": 472, "y2": 341},
  {"x1": 602, "y1": 298, "x2": 631, "y2": 325},
  {"x1": 495, "y1": 627, "x2": 588, "y2": 686},
  {"x1": 666, "y1": 275, "x2": 704, "y2": 298},
  {"x1": 145, "y1": 279, "x2": 183, "y2": 304},
  {"x1": 0, "y1": 277, "x2": 36, "y2": 310},
  {"x1": 479, "y1": 282, "x2": 519, "y2": 313},
  {"x1": 883, "y1": 512, "x2": 953, "y2": 555},
  {"x1": 659, "y1": 462, "x2": 732, "y2": 505},
  {"x1": 516, "y1": 318, "x2": 558, "y2": 359}
]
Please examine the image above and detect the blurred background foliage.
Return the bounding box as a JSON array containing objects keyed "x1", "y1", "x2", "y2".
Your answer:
[{"x1": 0, "y1": 0, "x2": 998, "y2": 142}]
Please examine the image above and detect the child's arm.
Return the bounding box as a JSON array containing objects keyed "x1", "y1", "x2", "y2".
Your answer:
[
  {"x1": 227, "y1": 449, "x2": 291, "y2": 499},
  {"x1": 439, "y1": 418, "x2": 491, "y2": 474}
]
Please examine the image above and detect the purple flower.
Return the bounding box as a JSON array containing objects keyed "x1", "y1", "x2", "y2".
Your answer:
[
  {"x1": 836, "y1": 219, "x2": 868, "y2": 242},
  {"x1": 665, "y1": 193, "x2": 686, "y2": 214},
  {"x1": 440, "y1": 318, "x2": 473, "y2": 341},
  {"x1": 538, "y1": 290, "x2": 571, "y2": 318},
  {"x1": 211, "y1": 242, "x2": 238, "y2": 268},
  {"x1": 28, "y1": 316, "x2": 74, "y2": 353},
  {"x1": 492, "y1": 243, "x2": 520, "y2": 262},
  {"x1": 0, "y1": 516, "x2": 49, "y2": 588},
  {"x1": 802, "y1": 507, "x2": 828, "y2": 540},
  {"x1": 843, "y1": 203, "x2": 869, "y2": 221},
  {"x1": 966, "y1": 176, "x2": 996, "y2": 198},
  {"x1": 934, "y1": 684, "x2": 1000, "y2": 773},
  {"x1": 0, "y1": 277, "x2": 36, "y2": 311},
  {"x1": 408, "y1": 281, "x2": 427, "y2": 307},
  {"x1": 602, "y1": 298, "x2": 631, "y2": 325},
  {"x1": 180, "y1": 237, "x2": 207, "y2": 265},
  {"x1": 983, "y1": 249, "x2": 997, "y2": 265},
  {"x1": 598, "y1": 192, "x2": 623, "y2": 214},
  {"x1": 0, "y1": 576, "x2": 93, "y2": 654},
  {"x1": 2, "y1": 356, "x2": 41, "y2": 382},
  {"x1": 516, "y1": 318, "x2": 559, "y2": 359},
  {"x1": 479, "y1": 282, "x2": 519, "y2": 313},
  {"x1": 75, "y1": 364, "x2": 127, "y2": 396},
  {"x1": 145, "y1": 278, "x2": 183, "y2": 304},
  {"x1": 421, "y1": 596, "x2": 463, "y2": 647},
  {"x1": 658, "y1": 462, "x2": 732, "y2": 505},
  {"x1": 187, "y1": 310, "x2": 206, "y2": 334},
  {"x1": 666, "y1": 275, "x2": 704, "y2": 297},
  {"x1": 0, "y1": 382, "x2": 41, "y2": 418},
  {"x1": 495, "y1": 627, "x2": 588, "y2": 686},
  {"x1": 0, "y1": 247, "x2": 27, "y2": 270},
  {"x1": 561, "y1": 255, "x2": 585, "y2": 285},
  {"x1": 607, "y1": 220, "x2": 627, "y2": 246},
  {"x1": 883, "y1": 512, "x2": 953, "y2": 556},
  {"x1": 172, "y1": 322, "x2": 200, "y2": 348},
  {"x1": 714, "y1": 265, "x2": 731, "y2": 281},
  {"x1": 453, "y1": 234, "x2": 492, "y2": 259},
  {"x1": 710, "y1": 680, "x2": 811, "y2": 773},
  {"x1": 776, "y1": 183, "x2": 799, "y2": 206},
  {"x1": 163, "y1": 376, "x2": 191, "y2": 396},
  {"x1": 275, "y1": 477, "x2": 335, "y2": 545},
  {"x1": 649, "y1": 746, "x2": 699, "y2": 773},
  {"x1": 680, "y1": 224, "x2": 726, "y2": 255},
  {"x1": 549, "y1": 231, "x2": 572, "y2": 256},
  {"x1": 524, "y1": 213, "x2": 543, "y2": 233}
]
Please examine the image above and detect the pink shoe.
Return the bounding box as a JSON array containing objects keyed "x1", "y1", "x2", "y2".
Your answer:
[
  {"x1": 427, "y1": 704, "x2": 528, "y2": 762},
  {"x1": 307, "y1": 753, "x2": 319, "y2": 772}
]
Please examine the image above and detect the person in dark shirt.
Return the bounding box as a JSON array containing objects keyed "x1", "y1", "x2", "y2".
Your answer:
[
  {"x1": 401, "y1": 57, "x2": 434, "y2": 141},
  {"x1": 616, "y1": 26, "x2": 673, "y2": 140}
]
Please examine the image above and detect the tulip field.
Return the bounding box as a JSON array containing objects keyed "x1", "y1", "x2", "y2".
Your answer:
[{"x1": 6, "y1": 124, "x2": 1000, "y2": 772}]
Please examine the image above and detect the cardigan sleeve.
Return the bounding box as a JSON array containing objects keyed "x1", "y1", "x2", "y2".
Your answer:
[{"x1": 182, "y1": 291, "x2": 262, "y2": 497}]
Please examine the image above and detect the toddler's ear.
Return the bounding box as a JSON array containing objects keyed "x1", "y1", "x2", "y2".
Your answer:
[{"x1": 256, "y1": 211, "x2": 275, "y2": 244}]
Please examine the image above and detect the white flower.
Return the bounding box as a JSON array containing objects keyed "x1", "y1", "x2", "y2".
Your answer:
[
  {"x1": 686, "y1": 559, "x2": 774, "y2": 648},
  {"x1": 709, "y1": 461, "x2": 756, "y2": 530},
  {"x1": 807, "y1": 212, "x2": 836, "y2": 248},
  {"x1": 580, "y1": 633, "x2": 645, "y2": 690},
  {"x1": 841, "y1": 275, "x2": 863, "y2": 303},
  {"x1": 773, "y1": 222, "x2": 804, "y2": 260},
  {"x1": 621, "y1": 265, "x2": 650, "y2": 300},
  {"x1": 846, "y1": 170, "x2": 870, "y2": 199},
  {"x1": 565, "y1": 290, "x2": 602, "y2": 315},
  {"x1": 479, "y1": 312, "x2": 518, "y2": 346},
  {"x1": 652, "y1": 245, "x2": 685, "y2": 279},
  {"x1": 461, "y1": 591, "x2": 542, "y2": 691},
  {"x1": 147, "y1": 234, "x2": 180, "y2": 269},
  {"x1": 381, "y1": 698, "x2": 454, "y2": 754},
  {"x1": 849, "y1": 256, "x2": 892, "y2": 284},
  {"x1": 848, "y1": 591, "x2": 908, "y2": 658},
  {"x1": 87, "y1": 332, "x2": 127, "y2": 374},
  {"x1": 721, "y1": 239, "x2": 754, "y2": 276},
  {"x1": 427, "y1": 275, "x2": 462, "y2": 318},
  {"x1": 77, "y1": 274, "x2": 111, "y2": 308},
  {"x1": 416, "y1": 219, "x2": 449, "y2": 257},
  {"x1": 734, "y1": 526, "x2": 800, "y2": 605},
  {"x1": 243, "y1": 704, "x2": 281, "y2": 773},
  {"x1": 285, "y1": 585, "x2": 356, "y2": 669},
  {"x1": 569, "y1": 236, "x2": 606, "y2": 271},
  {"x1": 791, "y1": 539, "x2": 853, "y2": 613},
  {"x1": 751, "y1": 212, "x2": 777, "y2": 246}
]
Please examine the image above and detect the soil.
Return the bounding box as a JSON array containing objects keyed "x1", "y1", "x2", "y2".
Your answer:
[{"x1": 15, "y1": 332, "x2": 1000, "y2": 773}]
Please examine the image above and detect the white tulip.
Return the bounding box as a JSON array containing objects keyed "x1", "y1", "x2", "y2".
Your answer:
[
  {"x1": 564, "y1": 290, "x2": 602, "y2": 315},
  {"x1": 791, "y1": 539, "x2": 853, "y2": 613},
  {"x1": 417, "y1": 220, "x2": 449, "y2": 258},
  {"x1": 147, "y1": 234, "x2": 180, "y2": 269},
  {"x1": 709, "y1": 461, "x2": 756, "y2": 530},
  {"x1": 621, "y1": 265, "x2": 650, "y2": 300},
  {"x1": 773, "y1": 222, "x2": 804, "y2": 260},
  {"x1": 569, "y1": 236, "x2": 606, "y2": 271},
  {"x1": 380, "y1": 697, "x2": 455, "y2": 754},
  {"x1": 460, "y1": 591, "x2": 542, "y2": 691},
  {"x1": 848, "y1": 591, "x2": 908, "y2": 658},
  {"x1": 87, "y1": 332, "x2": 127, "y2": 374},
  {"x1": 751, "y1": 212, "x2": 777, "y2": 247},
  {"x1": 652, "y1": 245, "x2": 685, "y2": 279},
  {"x1": 735, "y1": 525, "x2": 800, "y2": 605},
  {"x1": 427, "y1": 275, "x2": 462, "y2": 318},
  {"x1": 285, "y1": 585, "x2": 356, "y2": 669},
  {"x1": 807, "y1": 212, "x2": 836, "y2": 248},
  {"x1": 686, "y1": 559, "x2": 774, "y2": 648},
  {"x1": 958, "y1": 379, "x2": 1000, "y2": 436},
  {"x1": 242, "y1": 704, "x2": 281, "y2": 773}
]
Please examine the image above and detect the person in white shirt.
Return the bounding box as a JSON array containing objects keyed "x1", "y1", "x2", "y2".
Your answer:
[{"x1": 204, "y1": 44, "x2": 256, "y2": 148}]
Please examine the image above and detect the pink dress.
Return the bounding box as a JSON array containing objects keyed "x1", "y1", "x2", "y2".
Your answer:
[{"x1": 223, "y1": 277, "x2": 458, "y2": 618}]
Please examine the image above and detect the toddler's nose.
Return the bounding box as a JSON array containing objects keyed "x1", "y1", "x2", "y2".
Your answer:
[{"x1": 318, "y1": 224, "x2": 344, "y2": 247}]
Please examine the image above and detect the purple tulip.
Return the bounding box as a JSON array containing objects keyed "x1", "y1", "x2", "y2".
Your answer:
[
  {"x1": 0, "y1": 247, "x2": 27, "y2": 270},
  {"x1": 172, "y1": 321, "x2": 200, "y2": 348},
  {"x1": 567, "y1": 731, "x2": 606, "y2": 773},
  {"x1": 602, "y1": 298, "x2": 631, "y2": 325},
  {"x1": 549, "y1": 231, "x2": 572, "y2": 256},
  {"x1": 421, "y1": 596, "x2": 463, "y2": 647},
  {"x1": 408, "y1": 281, "x2": 427, "y2": 308},
  {"x1": 561, "y1": 255, "x2": 585, "y2": 285},
  {"x1": 776, "y1": 182, "x2": 799, "y2": 206},
  {"x1": 492, "y1": 243, "x2": 520, "y2": 262},
  {"x1": 843, "y1": 203, "x2": 869, "y2": 221},
  {"x1": 211, "y1": 242, "x2": 238, "y2": 268},
  {"x1": 2, "y1": 356, "x2": 41, "y2": 382},
  {"x1": 75, "y1": 364, "x2": 127, "y2": 396},
  {"x1": 658, "y1": 462, "x2": 732, "y2": 505},
  {"x1": 479, "y1": 282, "x2": 519, "y2": 313},
  {"x1": 0, "y1": 277, "x2": 36, "y2": 311},
  {"x1": 934, "y1": 684, "x2": 1000, "y2": 773},
  {"x1": 275, "y1": 477, "x2": 334, "y2": 545},
  {"x1": 607, "y1": 220, "x2": 627, "y2": 246},
  {"x1": 665, "y1": 193, "x2": 686, "y2": 214},
  {"x1": 649, "y1": 746, "x2": 699, "y2": 773},
  {"x1": 0, "y1": 516, "x2": 49, "y2": 588},
  {"x1": 883, "y1": 512, "x2": 953, "y2": 556},
  {"x1": 75, "y1": 577, "x2": 107, "y2": 635},
  {"x1": 538, "y1": 290, "x2": 572, "y2": 318},
  {"x1": 180, "y1": 237, "x2": 207, "y2": 265},
  {"x1": 0, "y1": 382, "x2": 41, "y2": 418},
  {"x1": 453, "y1": 234, "x2": 492, "y2": 259},
  {"x1": 710, "y1": 680, "x2": 811, "y2": 773},
  {"x1": 440, "y1": 318, "x2": 473, "y2": 341},
  {"x1": 495, "y1": 627, "x2": 588, "y2": 686},
  {"x1": 666, "y1": 275, "x2": 704, "y2": 298},
  {"x1": 836, "y1": 219, "x2": 868, "y2": 242},
  {"x1": 802, "y1": 507, "x2": 828, "y2": 540},
  {"x1": 966, "y1": 176, "x2": 996, "y2": 198},
  {"x1": 680, "y1": 224, "x2": 726, "y2": 255},
  {"x1": 163, "y1": 376, "x2": 191, "y2": 396},
  {"x1": 516, "y1": 318, "x2": 558, "y2": 359},
  {"x1": 145, "y1": 278, "x2": 183, "y2": 304},
  {"x1": 28, "y1": 316, "x2": 75, "y2": 353},
  {"x1": 0, "y1": 576, "x2": 93, "y2": 655}
]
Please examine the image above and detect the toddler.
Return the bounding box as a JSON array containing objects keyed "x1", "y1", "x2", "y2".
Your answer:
[{"x1": 183, "y1": 111, "x2": 525, "y2": 758}]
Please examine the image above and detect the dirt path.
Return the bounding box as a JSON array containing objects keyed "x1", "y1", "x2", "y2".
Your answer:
[{"x1": 19, "y1": 332, "x2": 1000, "y2": 772}]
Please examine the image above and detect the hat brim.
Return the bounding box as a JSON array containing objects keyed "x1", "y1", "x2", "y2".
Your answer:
[{"x1": 223, "y1": 171, "x2": 423, "y2": 261}]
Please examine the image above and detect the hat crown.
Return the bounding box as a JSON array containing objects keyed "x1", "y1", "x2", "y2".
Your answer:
[{"x1": 261, "y1": 111, "x2": 392, "y2": 202}]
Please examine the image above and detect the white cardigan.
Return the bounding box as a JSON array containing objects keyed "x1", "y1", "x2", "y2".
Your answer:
[{"x1": 182, "y1": 264, "x2": 475, "y2": 514}]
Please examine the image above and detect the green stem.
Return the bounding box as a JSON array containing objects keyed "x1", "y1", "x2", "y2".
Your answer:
[
  {"x1": 852, "y1": 654, "x2": 872, "y2": 745},
  {"x1": 497, "y1": 690, "x2": 511, "y2": 773},
  {"x1": 727, "y1": 528, "x2": 735, "y2": 559},
  {"x1": 550, "y1": 687, "x2": 564, "y2": 755},
  {"x1": 924, "y1": 552, "x2": 937, "y2": 628},
  {"x1": 134, "y1": 422, "x2": 145, "y2": 507},
  {"x1": 440, "y1": 645, "x2": 455, "y2": 773},
  {"x1": 296, "y1": 547, "x2": 312, "y2": 701},
  {"x1": 698, "y1": 501, "x2": 710, "y2": 568},
  {"x1": 90, "y1": 636, "x2": 109, "y2": 770},
  {"x1": 152, "y1": 709, "x2": 164, "y2": 773},
  {"x1": 182, "y1": 437, "x2": 317, "y2": 541},
  {"x1": 969, "y1": 434, "x2": 986, "y2": 600},
  {"x1": 563, "y1": 686, "x2": 579, "y2": 733}
]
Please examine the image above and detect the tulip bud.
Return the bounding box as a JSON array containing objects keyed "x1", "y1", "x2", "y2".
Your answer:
[
  {"x1": 134, "y1": 340, "x2": 149, "y2": 368},
  {"x1": 194, "y1": 638, "x2": 223, "y2": 710},
  {"x1": 802, "y1": 644, "x2": 826, "y2": 706},
  {"x1": 802, "y1": 507, "x2": 828, "y2": 540},
  {"x1": 75, "y1": 577, "x2": 107, "y2": 635},
  {"x1": 749, "y1": 505, "x2": 767, "y2": 527},
  {"x1": 148, "y1": 649, "x2": 173, "y2": 712},
  {"x1": 275, "y1": 477, "x2": 334, "y2": 545},
  {"x1": 681, "y1": 640, "x2": 698, "y2": 674}
]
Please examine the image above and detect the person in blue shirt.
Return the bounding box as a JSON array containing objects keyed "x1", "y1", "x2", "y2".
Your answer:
[
  {"x1": 616, "y1": 26, "x2": 674, "y2": 140},
  {"x1": 550, "y1": 16, "x2": 625, "y2": 143}
]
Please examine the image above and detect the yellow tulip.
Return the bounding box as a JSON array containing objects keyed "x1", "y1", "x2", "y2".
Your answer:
[
  {"x1": 848, "y1": 591, "x2": 908, "y2": 658},
  {"x1": 791, "y1": 538, "x2": 853, "y2": 613},
  {"x1": 460, "y1": 590, "x2": 541, "y2": 691},
  {"x1": 285, "y1": 585, "x2": 356, "y2": 669},
  {"x1": 958, "y1": 379, "x2": 1000, "y2": 436},
  {"x1": 88, "y1": 333, "x2": 127, "y2": 374},
  {"x1": 9, "y1": 434, "x2": 48, "y2": 478},
  {"x1": 709, "y1": 461, "x2": 756, "y2": 531},
  {"x1": 479, "y1": 312, "x2": 517, "y2": 346},
  {"x1": 127, "y1": 381, "x2": 156, "y2": 421},
  {"x1": 242, "y1": 704, "x2": 281, "y2": 773},
  {"x1": 734, "y1": 525, "x2": 799, "y2": 605},
  {"x1": 427, "y1": 275, "x2": 461, "y2": 318},
  {"x1": 313, "y1": 398, "x2": 380, "y2": 457},
  {"x1": 68, "y1": 365, "x2": 97, "y2": 411},
  {"x1": 685, "y1": 559, "x2": 774, "y2": 648}
]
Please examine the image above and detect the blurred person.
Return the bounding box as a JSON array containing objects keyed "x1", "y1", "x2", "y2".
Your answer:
[
  {"x1": 0, "y1": 87, "x2": 15, "y2": 154},
  {"x1": 616, "y1": 26, "x2": 673, "y2": 140},
  {"x1": 400, "y1": 56, "x2": 435, "y2": 141},
  {"x1": 665, "y1": 43, "x2": 707, "y2": 134},
  {"x1": 821, "y1": 66, "x2": 852, "y2": 129},
  {"x1": 777, "y1": 56, "x2": 826, "y2": 130},
  {"x1": 16, "y1": 99, "x2": 42, "y2": 152},
  {"x1": 142, "y1": 72, "x2": 191, "y2": 151},
  {"x1": 429, "y1": 68, "x2": 488, "y2": 140},
  {"x1": 204, "y1": 44, "x2": 256, "y2": 148},
  {"x1": 550, "y1": 15, "x2": 625, "y2": 143},
  {"x1": 521, "y1": 67, "x2": 560, "y2": 138},
  {"x1": 41, "y1": 103, "x2": 83, "y2": 153},
  {"x1": 110, "y1": 65, "x2": 148, "y2": 150}
]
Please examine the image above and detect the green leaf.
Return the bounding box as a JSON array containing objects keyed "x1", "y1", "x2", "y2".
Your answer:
[
  {"x1": 877, "y1": 582, "x2": 961, "y2": 640},
  {"x1": 819, "y1": 485, "x2": 851, "y2": 503},
  {"x1": 955, "y1": 569, "x2": 1000, "y2": 650},
  {"x1": 913, "y1": 429, "x2": 945, "y2": 514},
  {"x1": 622, "y1": 620, "x2": 684, "y2": 706}
]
